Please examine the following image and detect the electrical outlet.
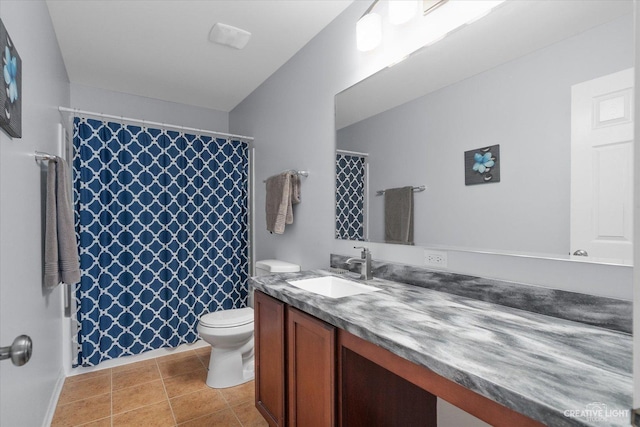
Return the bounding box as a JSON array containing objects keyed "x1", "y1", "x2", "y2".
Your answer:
[{"x1": 424, "y1": 249, "x2": 447, "y2": 268}]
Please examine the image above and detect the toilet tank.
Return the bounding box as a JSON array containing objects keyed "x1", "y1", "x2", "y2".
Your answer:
[{"x1": 255, "y1": 259, "x2": 301, "y2": 276}]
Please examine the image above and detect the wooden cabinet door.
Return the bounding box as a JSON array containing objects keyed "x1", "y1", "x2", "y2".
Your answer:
[
  {"x1": 255, "y1": 291, "x2": 286, "y2": 427},
  {"x1": 287, "y1": 307, "x2": 336, "y2": 427}
]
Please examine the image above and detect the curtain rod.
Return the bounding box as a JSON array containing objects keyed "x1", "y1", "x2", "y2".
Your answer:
[
  {"x1": 337, "y1": 149, "x2": 369, "y2": 157},
  {"x1": 58, "y1": 107, "x2": 254, "y2": 142}
]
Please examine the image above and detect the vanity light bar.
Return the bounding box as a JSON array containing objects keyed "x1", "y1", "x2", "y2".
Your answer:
[{"x1": 423, "y1": 0, "x2": 448, "y2": 15}]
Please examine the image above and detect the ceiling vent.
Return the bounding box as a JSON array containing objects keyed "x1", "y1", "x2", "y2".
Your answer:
[{"x1": 208, "y1": 23, "x2": 251, "y2": 50}]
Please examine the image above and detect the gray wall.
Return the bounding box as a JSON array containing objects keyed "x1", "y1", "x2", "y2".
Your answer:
[
  {"x1": 230, "y1": 3, "x2": 370, "y2": 270},
  {"x1": 0, "y1": 1, "x2": 70, "y2": 426},
  {"x1": 230, "y1": 1, "x2": 632, "y2": 302},
  {"x1": 70, "y1": 83, "x2": 229, "y2": 132},
  {"x1": 338, "y1": 16, "x2": 633, "y2": 254}
]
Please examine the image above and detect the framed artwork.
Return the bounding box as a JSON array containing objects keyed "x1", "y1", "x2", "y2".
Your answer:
[
  {"x1": 464, "y1": 144, "x2": 500, "y2": 185},
  {"x1": 0, "y1": 18, "x2": 21, "y2": 138}
]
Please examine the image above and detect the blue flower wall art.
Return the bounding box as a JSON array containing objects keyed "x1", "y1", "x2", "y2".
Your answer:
[
  {"x1": 0, "y1": 18, "x2": 21, "y2": 138},
  {"x1": 4, "y1": 47, "x2": 18, "y2": 103},
  {"x1": 464, "y1": 144, "x2": 500, "y2": 185}
]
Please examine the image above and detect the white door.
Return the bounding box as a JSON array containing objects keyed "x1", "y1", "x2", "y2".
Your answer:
[{"x1": 570, "y1": 68, "x2": 634, "y2": 262}]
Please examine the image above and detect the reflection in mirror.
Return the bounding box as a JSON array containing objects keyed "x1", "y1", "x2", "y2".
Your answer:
[
  {"x1": 335, "y1": 0, "x2": 634, "y2": 264},
  {"x1": 335, "y1": 150, "x2": 368, "y2": 241}
]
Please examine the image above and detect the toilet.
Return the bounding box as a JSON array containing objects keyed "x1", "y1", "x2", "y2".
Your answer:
[{"x1": 197, "y1": 259, "x2": 300, "y2": 388}]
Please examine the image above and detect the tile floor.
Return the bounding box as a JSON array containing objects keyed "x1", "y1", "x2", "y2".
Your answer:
[{"x1": 51, "y1": 347, "x2": 268, "y2": 427}]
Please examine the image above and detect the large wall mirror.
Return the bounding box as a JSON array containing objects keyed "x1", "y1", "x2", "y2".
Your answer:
[{"x1": 335, "y1": 0, "x2": 634, "y2": 265}]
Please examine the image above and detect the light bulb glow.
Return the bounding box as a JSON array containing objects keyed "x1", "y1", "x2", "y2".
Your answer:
[
  {"x1": 420, "y1": 0, "x2": 505, "y2": 46},
  {"x1": 388, "y1": 0, "x2": 418, "y2": 25},
  {"x1": 356, "y1": 13, "x2": 382, "y2": 52}
]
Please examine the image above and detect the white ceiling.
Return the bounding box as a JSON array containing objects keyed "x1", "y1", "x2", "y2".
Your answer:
[{"x1": 46, "y1": 0, "x2": 353, "y2": 112}]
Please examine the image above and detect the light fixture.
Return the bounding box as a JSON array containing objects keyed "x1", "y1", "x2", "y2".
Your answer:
[
  {"x1": 356, "y1": 0, "x2": 504, "y2": 53},
  {"x1": 356, "y1": 11, "x2": 382, "y2": 52},
  {"x1": 388, "y1": 0, "x2": 418, "y2": 25},
  {"x1": 208, "y1": 23, "x2": 251, "y2": 50},
  {"x1": 423, "y1": 0, "x2": 448, "y2": 15}
]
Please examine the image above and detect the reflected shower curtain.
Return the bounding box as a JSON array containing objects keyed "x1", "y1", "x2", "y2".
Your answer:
[
  {"x1": 72, "y1": 117, "x2": 248, "y2": 367},
  {"x1": 335, "y1": 152, "x2": 366, "y2": 241}
]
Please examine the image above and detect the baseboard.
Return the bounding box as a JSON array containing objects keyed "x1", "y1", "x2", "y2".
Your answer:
[
  {"x1": 66, "y1": 340, "x2": 209, "y2": 378},
  {"x1": 42, "y1": 368, "x2": 66, "y2": 427}
]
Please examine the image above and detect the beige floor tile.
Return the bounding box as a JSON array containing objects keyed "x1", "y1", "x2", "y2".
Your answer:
[
  {"x1": 158, "y1": 354, "x2": 206, "y2": 379},
  {"x1": 177, "y1": 408, "x2": 241, "y2": 427},
  {"x1": 58, "y1": 374, "x2": 111, "y2": 405},
  {"x1": 231, "y1": 400, "x2": 269, "y2": 427},
  {"x1": 51, "y1": 393, "x2": 111, "y2": 427},
  {"x1": 195, "y1": 347, "x2": 211, "y2": 365},
  {"x1": 170, "y1": 387, "x2": 228, "y2": 424},
  {"x1": 220, "y1": 381, "x2": 255, "y2": 406},
  {"x1": 194, "y1": 346, "x2": 211, "y2": 356},
  {"x1": 163, "y1": 368, "x2": 208, "y2": 398},
  {"x1": 156, "y1": 349, "x2": 198, "y2": 363},
  {"x1": 112, "y1": 363, "x2": 161, "y2": 390},
  {"x1": 77, "y1": 417, "x2": 112, "y2": 427},
  {"x1": 111, "y1": 358, "x2": 157, "y2": 374},
  {"x1": 112, "y1": 379, "x2": 167, "y2": 415},
  {"x1": 112, "y1": 400, "x2": 175, "y2": 427},
  {"x1": 64, "y1": 369, "x2": 111, "y2": 384}
]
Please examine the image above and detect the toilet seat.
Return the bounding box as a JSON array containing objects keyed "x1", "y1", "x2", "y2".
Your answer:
[{"x1": 200, "y1": 308, "x2": 253, "y2": 328}]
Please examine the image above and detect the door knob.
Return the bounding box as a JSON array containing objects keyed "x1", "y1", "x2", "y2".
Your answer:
[
  {"x1": 0, "y1": 335, "x2": 32, "y2": 366},
  {"x1": 573, "y1": 249, "x2": 589, "y2": 257}
]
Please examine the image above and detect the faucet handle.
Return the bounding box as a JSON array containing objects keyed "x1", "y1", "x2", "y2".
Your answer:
[{"x1": 353, "y1": 246, "x2": 370, "y2": 258}]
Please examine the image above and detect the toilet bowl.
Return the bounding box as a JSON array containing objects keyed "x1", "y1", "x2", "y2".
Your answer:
[
  {"x1": 197, "y1": 308, "x2": 255, "y2": 388},
  {"x1": 197, "y1": 259, "x2": 300, "y2": 389}
]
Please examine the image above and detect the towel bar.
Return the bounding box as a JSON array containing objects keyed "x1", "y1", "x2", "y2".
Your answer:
[
  {"x1": 34, "y1": 151, "x2": 57, "y2": 162},
  {"x1": 262, "y1": 170, "x2": 309, "y2": 183},
  {"x1": 376, "y1": 185, "x2": 426, "y2": 196}
]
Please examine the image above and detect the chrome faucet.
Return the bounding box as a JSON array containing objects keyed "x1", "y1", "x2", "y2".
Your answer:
[{"x1": 346, "y1": 246, "x2": 373, "y2": 280}]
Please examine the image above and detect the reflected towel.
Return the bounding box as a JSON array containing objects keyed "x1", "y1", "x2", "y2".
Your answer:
[
  {"x1": 384, "y1": 186, "x2": 414, "y2": 245},
  {"x1": 44, "y1": 157, "x2": 81, "y2": 289}
]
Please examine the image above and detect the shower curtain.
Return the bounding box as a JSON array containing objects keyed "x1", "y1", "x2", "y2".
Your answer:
[
  {"x1": 335, "y1": 152, "x2": 366, "y2": 241},
  {"x1": 72, "y1": 117, "x2": 248, "y2": 367}
]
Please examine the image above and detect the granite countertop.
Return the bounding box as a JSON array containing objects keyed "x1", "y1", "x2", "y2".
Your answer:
[{"x1": 249, "y1": 270, "x2": 632, "y2": 427}]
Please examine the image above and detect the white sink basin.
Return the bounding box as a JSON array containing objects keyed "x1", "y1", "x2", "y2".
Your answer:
[{"x1": 287, "y1": 276, "x2": 381, "y2": 299}]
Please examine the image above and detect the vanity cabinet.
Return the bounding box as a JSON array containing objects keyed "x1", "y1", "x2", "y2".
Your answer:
[
  {"x1": 255, "y1": 290, "x2": 542, "y2": 427},
  {"x1": 255, "y1": 291, "x2": 286, "y2": 426},
  {"x1": 339, "y1": 337, "x2": 437, "y2": 426},
  {"x1": 287, "y1": 307, "x2": 336, "y2": 426},
  {"x1": 254, "y1": 291, "x2": 336, "y2": 427}
]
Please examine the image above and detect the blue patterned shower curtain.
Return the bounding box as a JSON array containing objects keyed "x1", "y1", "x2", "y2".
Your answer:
[{"x1": 72, "y1": 117, "x2": 248, "y2": 367}]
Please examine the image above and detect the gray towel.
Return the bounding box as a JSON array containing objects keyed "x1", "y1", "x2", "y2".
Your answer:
[
  {"x1": 44, "y1": 157, "x2": 81, "y2": 289},
  {"x1": 384, "y1": 186, "x2": 414, "y2": 245},
  {"x1": 265, "y1": 172, "x2": 291, "y2": 234},
  {"x1": 290, "y1": 174, "x2": 301, "y2": 205},
  {"x1": 288, "y1": 173, "x2": 301, "y2": 224},
  {"x1": 265, "y1": 172, "x2": 301, "y2": 234}
]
